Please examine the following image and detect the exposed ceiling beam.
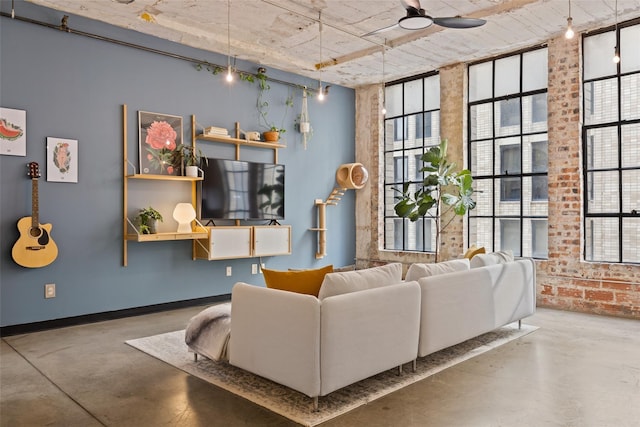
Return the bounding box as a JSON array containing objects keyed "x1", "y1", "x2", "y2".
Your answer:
[{"x1": 315, "y1": 0, "x2": 543, "y2": 71}]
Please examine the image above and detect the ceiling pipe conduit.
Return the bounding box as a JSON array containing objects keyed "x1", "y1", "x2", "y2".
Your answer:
[{"x1": 0, "y1": 11, "x2": 319, "y2": 94}]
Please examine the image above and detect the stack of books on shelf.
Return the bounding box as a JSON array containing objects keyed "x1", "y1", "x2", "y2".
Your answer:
[{"x1": 204, "y1": 126, "x2": 230, "y2": 138}]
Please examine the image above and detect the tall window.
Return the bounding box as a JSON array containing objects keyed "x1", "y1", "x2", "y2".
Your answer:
[
  {"x1": 384, "y1": 73, "x2": 440, "y2": 252},
  {"x1": 583, "y1": 21, "x2": 640, "y2": 263},
  {"x1": 467, "y1": 47, "x2": 549, "y2": 258}
]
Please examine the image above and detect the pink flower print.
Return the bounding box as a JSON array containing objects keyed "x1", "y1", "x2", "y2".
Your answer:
[
  {"x1": 53, "y1": 142, "x2": 71, "y2": 173},
  {"x1": 145, "y1": 121, "x2": 177, "y2": 151}
]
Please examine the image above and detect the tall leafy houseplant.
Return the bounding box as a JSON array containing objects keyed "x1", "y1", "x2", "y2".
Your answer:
[{"x1": 394, "y1": 139, "x2": 476, "y2": 262}]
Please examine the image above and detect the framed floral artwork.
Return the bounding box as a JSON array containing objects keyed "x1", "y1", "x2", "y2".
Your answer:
[
  {"x1": 0, "y1": 107, "x2": 27, "y2": 156},
  {"x1": 138, "y1": 111, "x2": 182, "y2": 176},
  {"x1": 46, "y1": 137, "x2": 78, "y2": 183}
]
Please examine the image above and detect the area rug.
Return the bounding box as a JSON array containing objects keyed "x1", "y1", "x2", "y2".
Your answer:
[{"x1": 126, "y1": 323, "x2": 537, "y2": 426}]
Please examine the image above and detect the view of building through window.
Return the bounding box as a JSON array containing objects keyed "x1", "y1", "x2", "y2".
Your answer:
[
  {"x1": 467, "y1": 47, "x2": 549, "y2": 258},
  {"x1": 383, "y1": 73, "x2": 440, "y2": 252},
  {"x1": 382, "y1": 23, "x2": 638, "y2": 265},
  {"x1": 583, "y1": 22, "x2": 640, "y2": 263}
]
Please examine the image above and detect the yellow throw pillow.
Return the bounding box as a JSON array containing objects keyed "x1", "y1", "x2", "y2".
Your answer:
[
  {"x1": 464, "y1": 245, "x2": 486, "y2": 259},
  {"x1": 263, "y1": 265, "x2": 334, "y2": 297}
]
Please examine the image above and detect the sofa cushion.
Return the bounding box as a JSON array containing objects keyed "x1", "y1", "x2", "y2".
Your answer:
[
  {"x1": 318, "y1": 263, "x2": 402, "y2": 300},
  {"x1": 470, "y1": 250, "x2": 514, "y2": 268},
  {"x1": 263, "y1": 264, "x2": 333, "y2": 297},
  {"x1": 405, "y1": 258, "x2": 470, "y2": 282}
]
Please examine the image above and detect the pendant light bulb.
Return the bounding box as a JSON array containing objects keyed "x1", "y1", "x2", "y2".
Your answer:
[
  {"x1": 226, "y1": 65, "x2": 234, "y2": 82},
  {"x1": 565, "y1": 17, "x2": 574, "y2": 39},
  {"x1": 225, "y1": 0, "x2": 233, "y2": 83},
  {"x1": 318, "y1": 82, "x2": 325, "y2": 101}
]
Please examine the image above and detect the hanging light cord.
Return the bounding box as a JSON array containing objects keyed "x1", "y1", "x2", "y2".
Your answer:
[
  {"x1": 381, "y1": 41, "x2": 386, "y2": 114},
  {"x1": 318, "y1": 10, "x2": 323, "y2": 96},
  {"x1": 227, "y1": 0, "x2": 231, "y2": 68}
]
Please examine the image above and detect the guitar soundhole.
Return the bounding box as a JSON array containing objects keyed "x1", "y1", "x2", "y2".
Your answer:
[{"x1": 30, "y1": 227, "x2": 50, "y2": 245}]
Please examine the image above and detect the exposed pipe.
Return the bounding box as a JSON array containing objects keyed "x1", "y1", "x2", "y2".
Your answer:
[{"x1": 0, "y1": 11, "x2": 317, "y2": 93}]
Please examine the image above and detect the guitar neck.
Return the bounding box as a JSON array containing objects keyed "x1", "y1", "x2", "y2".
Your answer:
[{"x1": 31, "y1": 177, "x2": 39, "y2": 228}]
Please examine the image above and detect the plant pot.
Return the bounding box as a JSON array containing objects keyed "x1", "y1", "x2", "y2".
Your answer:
[
  {"x1": 185, "y1": 165, "x2": 199, "y2": 177},
  {"x1": 263, "y1": 131, "x2": 279, "y2": 142},
  {"x1": 299, "y1": 122, "x2": 310, "y2": 133},
  {"x1": 144, "y1": 219, "x2": 157, "y2": 234}
]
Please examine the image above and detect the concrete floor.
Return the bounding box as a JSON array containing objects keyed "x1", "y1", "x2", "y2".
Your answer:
[{"x1": 1, "y1": 307, "x2": 639, "y2": 427}]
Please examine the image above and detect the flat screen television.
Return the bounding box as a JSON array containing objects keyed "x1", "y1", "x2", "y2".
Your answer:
[{"x1": 199, "y1": 158, "x2": 285, "y2": 221}]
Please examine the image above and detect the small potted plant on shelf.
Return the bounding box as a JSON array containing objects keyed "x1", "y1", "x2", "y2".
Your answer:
[
  {"x1": 172, "y1": 144, "x2": 208, "y2": 177},
  {"x1": 137, "y1": 206, "x2": 163, "y2": 234}
]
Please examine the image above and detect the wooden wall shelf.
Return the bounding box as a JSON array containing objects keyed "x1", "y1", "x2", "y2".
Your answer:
[
  {"x1": 127, "y1": 174, "x2": 203, "y2": 182},
  {"x1": 196, "y1": 134, "x2": 286, "y2": 150},
  {"x1": 122, "y1": 104, "x2": 204, "y2": 266},
  {"x1": 126, "y1": 231, "x2": 208, "y2": 242}
]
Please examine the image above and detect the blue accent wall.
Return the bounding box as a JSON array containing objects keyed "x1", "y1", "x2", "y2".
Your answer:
[{"x1": 0, "y1": 2, "x2": 356, "y2": 327}]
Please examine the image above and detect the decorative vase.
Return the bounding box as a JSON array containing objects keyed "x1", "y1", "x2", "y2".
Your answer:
[{"x1": 263, "y1": 131, "x2": 279, "y2": 142}]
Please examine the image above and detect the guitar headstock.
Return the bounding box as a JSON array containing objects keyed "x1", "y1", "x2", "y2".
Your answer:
[{"x1": 27, "y1": 162, "x2": 41, "y2": 179}]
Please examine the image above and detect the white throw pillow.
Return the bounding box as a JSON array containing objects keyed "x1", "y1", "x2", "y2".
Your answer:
[
  {"x1": 470, "y1": 250, "x2": 514, "y2": 268},
  {"x1": 318, "y1": 263, "x2": 402, "y2": 300},
  {"x1": 405, "y1": 258, "x2": 470, "y2": 282}
]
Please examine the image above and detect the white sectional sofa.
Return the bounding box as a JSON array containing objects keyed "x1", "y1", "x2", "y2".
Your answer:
[
  {"x1": 186, "y1": 256, "x2": 537, "y2": 410},
  {"x1": 229, "y1": 263, "x2": 421, "y2": 410},
  {"x1": 414, "y1": 258, "x2": 536, "y2": 357}
]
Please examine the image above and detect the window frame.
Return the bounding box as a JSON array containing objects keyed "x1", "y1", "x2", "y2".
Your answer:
[
  {"x1": 467, "y1": 46, "x2": 549, "y2": 259},
  {"x1": 582, "y1": 19, "x2": 640, "y2": 264},
  {"x1": 383, "y1": 71, "x2": 440, "y2": 252}
]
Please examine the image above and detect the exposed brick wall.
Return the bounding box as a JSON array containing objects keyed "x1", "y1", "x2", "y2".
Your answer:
[
  {"x1": 354, "y1": 34, "x2": 639, "y2": 320},
  {"x1": 542, "y1": 35, "x2": 640, "y2": 319}
]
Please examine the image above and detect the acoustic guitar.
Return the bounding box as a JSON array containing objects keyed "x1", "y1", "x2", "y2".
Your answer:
[{"x1": 12, "y1": 162, "x2": 58, "y2": 268}]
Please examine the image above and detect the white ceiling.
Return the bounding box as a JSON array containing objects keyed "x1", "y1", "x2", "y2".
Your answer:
[{"x1": 24, "y1": 0, "x2": 640, "y2": 88}]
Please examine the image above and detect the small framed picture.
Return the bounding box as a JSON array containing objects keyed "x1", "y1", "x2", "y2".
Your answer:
[
  {"x1": 0, "y1": 107, "x2": 27, "y2": 156},
  {"x1": 138, "y1": 111, "x2": 182, "y2": 176},
  {"x1": 47, "y1": 137, "x2": 78, "y2": 183}
]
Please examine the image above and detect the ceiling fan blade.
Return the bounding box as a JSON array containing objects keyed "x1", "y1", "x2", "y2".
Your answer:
[
  {"x1": 433, "y1": 17, "x2": 486, "y2": 29},
  {"x1": 362, "y1": 23, "x2": 400, "y2": 37}
]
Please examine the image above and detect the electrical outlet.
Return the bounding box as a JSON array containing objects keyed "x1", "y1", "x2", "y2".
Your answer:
[
  {"x1": 251, "y1": 264, "x2": 258, "y2": 275},
  {"x1": 226, "y1": 266, "x2": 232, "y2": 277},
  {"x1": 45, "y1": 283, "x2": 56, "y2": 299}
]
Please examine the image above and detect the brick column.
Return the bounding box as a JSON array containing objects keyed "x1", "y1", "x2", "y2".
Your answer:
[
  {"x1": 438, "y1": 63, "x2": 466, "y2": 261},
  {"x1": 540, "y1": 35, "x2": 640, "y2": 318}
]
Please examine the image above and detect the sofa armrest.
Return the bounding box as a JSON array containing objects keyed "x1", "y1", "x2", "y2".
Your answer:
[
  {"x1": 319, "y1": 281, "x2": 421, "y2": 396},
  {"x1": 489, "y1": 258, "x2": 537, "y2": 327},
  {"x1": 229, "y1": 282, "x2": 321, "y2": 398}
]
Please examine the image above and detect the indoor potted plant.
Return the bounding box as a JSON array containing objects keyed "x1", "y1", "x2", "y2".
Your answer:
[
  {"x1": 137, "y1": 206, "x2": 163, "y2": 234},
  {"x1": 173, "y1": 144, "x2": 208, "y2": 177},
  {"x1": 394, "y1": 139, "x2": 476, "y2": 262}
]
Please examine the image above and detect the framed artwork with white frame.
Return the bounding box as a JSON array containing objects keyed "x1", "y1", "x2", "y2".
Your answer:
[
  {"x1": 47, "y1": 137, "x2": 78, "y2": 183},
  {"x1": 0, "y1": 107, "x2": 27, "y2": 156}
]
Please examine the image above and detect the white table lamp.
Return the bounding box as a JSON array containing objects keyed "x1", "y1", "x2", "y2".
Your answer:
[{"x1": 173, "y1": 203, "x2": 196, "y2": 233}]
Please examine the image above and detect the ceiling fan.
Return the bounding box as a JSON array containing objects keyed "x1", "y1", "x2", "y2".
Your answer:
[{"x1": 363, "y1": 0, "x2": 486, "y2": 36}]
